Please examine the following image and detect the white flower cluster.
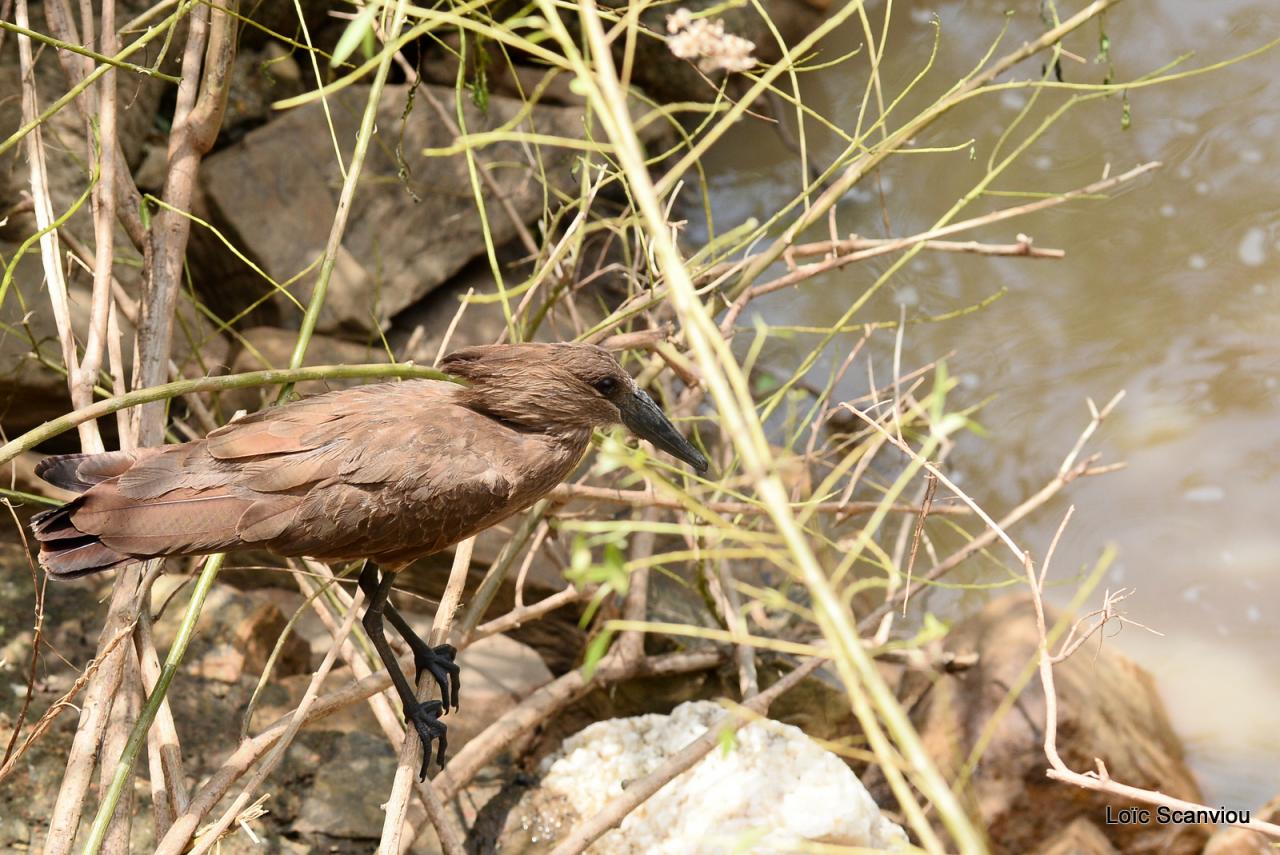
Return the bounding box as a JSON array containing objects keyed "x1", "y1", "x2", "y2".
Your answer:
[{"x1": 665, "y1": 8, "x2": 759, "y2": 74}]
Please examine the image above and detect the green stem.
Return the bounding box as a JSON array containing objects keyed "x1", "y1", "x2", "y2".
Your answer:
[
  {"x1": 80, "y1": 554, "x2": 224, "y2": 855},
  {"x1": 0, "y1": 486, "x2": 61, "y2": 506},
  {"x1": 0, "y1": 362, "x2": 450, "y2": 467},
  {"x1": 0, "y1": 19, "x2": 182, "y2": 82}
]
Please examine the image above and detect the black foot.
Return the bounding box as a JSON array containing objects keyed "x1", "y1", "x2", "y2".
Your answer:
[
  {"x1": 407, "y1": 699, "x2": 448, "y2": 780},
  {"x1": 410, "y1": 642, "x2": 461, "y2": 712}
]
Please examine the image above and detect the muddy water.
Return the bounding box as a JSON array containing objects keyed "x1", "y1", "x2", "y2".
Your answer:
[{"x1": 692, "y1": 0, "x2": 1280, "y2": 808}]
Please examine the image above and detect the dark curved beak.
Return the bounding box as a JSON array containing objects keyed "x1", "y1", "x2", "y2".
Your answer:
[{"x1": 619, "y1": 390, "x2": 709, "y2": 474}]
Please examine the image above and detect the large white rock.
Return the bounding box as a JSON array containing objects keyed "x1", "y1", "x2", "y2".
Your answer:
[{"x1": 537, "y1": 700, "x2": 908, "y2": 853}]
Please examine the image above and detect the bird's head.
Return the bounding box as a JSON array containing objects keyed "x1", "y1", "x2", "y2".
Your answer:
[{"x1": 441, "y1": 343, "x2": 708, "y2": 473}]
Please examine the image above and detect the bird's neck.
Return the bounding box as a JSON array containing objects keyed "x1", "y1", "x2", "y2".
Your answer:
[{"x1": 457, "y1": 387, "x2": 598, "y2": 436}]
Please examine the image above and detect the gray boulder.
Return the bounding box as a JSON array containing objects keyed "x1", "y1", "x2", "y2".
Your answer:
[{"x1": 190, "y1": 83, "x2": 586, "y2": 335}]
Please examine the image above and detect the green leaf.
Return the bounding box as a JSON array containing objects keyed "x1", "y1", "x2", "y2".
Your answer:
[
  {"x1": 962, "y1": 416, "x2": 990, "y2": 438},
  {"x1": 581, "y1": 628, "x2": 615, "y2": 680},
  {"x1": 577, "y1": 585, "x2": 612, "y2": 629},
  {"x1": 332, "y1": 3, "x2": 379, "y2": 68},
  {"x1": 718, "y1": 724, "x2": 738, "y2": 757}
]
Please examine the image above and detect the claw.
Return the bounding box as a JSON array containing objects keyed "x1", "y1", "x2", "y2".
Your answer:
[
  {"x1": 411, "y1": 643, "x2": 461, "y2": 712},
  {"x1": 406, "y1": 699, "x2": 448, "y2": 780}
]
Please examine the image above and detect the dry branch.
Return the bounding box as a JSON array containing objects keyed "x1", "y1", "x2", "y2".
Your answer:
[
  {"x1": 1025, "y1": 542, "x2": 1280, "y2": 839},
  {"x1": 739, "y1": 162, "x2": 1159, "y2": 304}
]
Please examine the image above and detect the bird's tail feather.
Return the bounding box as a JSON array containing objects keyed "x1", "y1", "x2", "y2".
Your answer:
[{"x1": 31, "y1": 500, "x2": 132, "y2": 578}]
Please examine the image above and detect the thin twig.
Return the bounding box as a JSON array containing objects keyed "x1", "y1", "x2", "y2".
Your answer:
[
  {"x1": 750, "y1": 230, "x2": 1071, "y2": 300},
  {"x1": 901, "y1": 473, "x2": 937, "y2": 616},
  {"x1": 468, "y1": 585, "x2": 588, "y2": 643}
]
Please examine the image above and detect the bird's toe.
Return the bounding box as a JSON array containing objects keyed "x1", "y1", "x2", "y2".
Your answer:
[
  {"x1": 407, "y1": 700, "x2": 448, "y2": 780},
  {"x1": 412, "y1": 644, "x2": 462, "y2": 712}
]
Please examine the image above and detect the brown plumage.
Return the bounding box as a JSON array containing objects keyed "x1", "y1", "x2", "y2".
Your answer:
[{"x1": 29, "y1": 342, "x2": 707, "y2": 777}]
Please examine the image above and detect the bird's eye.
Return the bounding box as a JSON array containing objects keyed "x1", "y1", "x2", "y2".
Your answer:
[{"x1": 593, "y1": 377, "x2": 618, "y2": 395}]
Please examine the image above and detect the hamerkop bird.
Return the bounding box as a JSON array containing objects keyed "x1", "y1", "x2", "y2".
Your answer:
[{"x1": 30, "y1": 342, "x2": 707, "y2": 777}]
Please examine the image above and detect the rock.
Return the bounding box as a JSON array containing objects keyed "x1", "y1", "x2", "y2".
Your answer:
[
  {"x1": 875, "y1": 593, "x2": 1210, "y2": 855},
  {"x1": 1033, "y1": 817, "x2": 1121, "y2": 855},
  {"x1": 448, "y1": 634, "x2": 555, "y2": 750},
  {"x1": 293, "y1": 731, "x2": 399, "y2": 838},
  {"x1": 234, "y1": 601, "x2": 312, "y2": 678},
  {"x1": 151, "y1": 579, "x2": 310, "y2": 684},
  {"x1": 220, "y1": 42, "x2": 308, "y2": 137},
  {"x1": 0, "y1": 817, "x2": 31, "y2": 851},
  {"x1": 189, "y1": 83, "x2": 587, "y2": 335},
  {"x1": 387, "y1": 257, "x2": 518, "y2": 365},
  {"x1": 498, "y1": 700, "x2": 908, "y2": 853},
  {"x1": 1202, "y1": 793, "x2": 1280, "y2": 855}
]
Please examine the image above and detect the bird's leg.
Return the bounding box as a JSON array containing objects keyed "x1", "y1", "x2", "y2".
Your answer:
[
  {"x1": 359, "y1": 563, "x2": 447, "y2": 779},
  {"x1": 355, "y1": 563, "x2": 460, "y2": 711}
]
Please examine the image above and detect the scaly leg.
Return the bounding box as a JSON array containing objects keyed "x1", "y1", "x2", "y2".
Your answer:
[
  {"x1": 356, "y1": 563, "x2": 461, "y2": 710},
  {"x1": 359, "y1": 563, "x2": 447, "y2": 779}
]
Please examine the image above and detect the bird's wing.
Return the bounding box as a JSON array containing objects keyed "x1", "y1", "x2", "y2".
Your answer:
[
  {"x1": 257, "y1": 386, "x2": 533, "y2": 562},
  {"x1": 71, "y1": 380, "x2": 536, "y2": 563}
]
